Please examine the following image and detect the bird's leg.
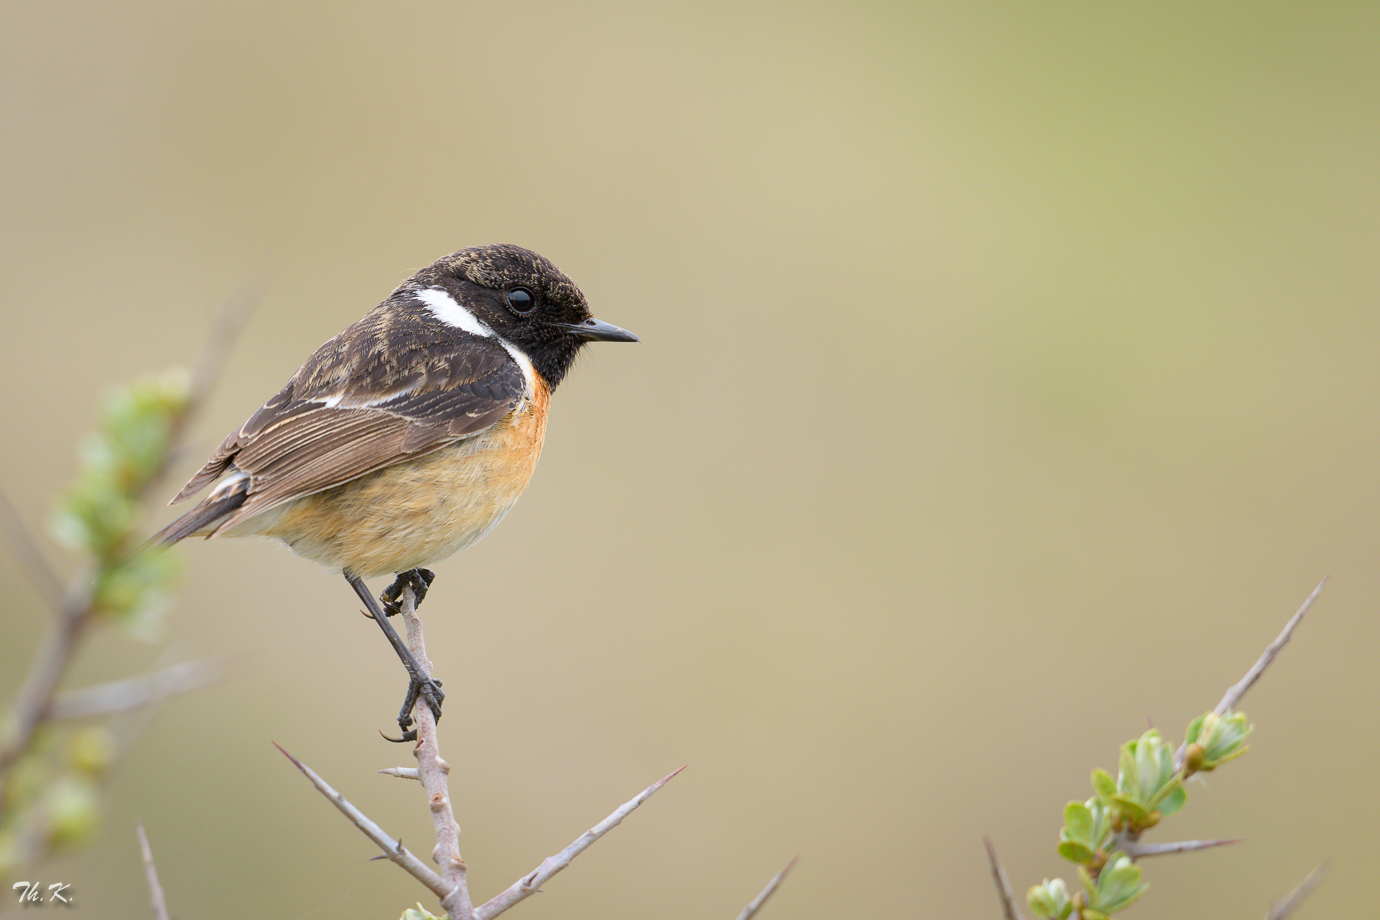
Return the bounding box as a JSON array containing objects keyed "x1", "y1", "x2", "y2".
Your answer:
[
  {"x1": 345, "y1": 571, "x2": 445, "y2": 742},
  {"x1": 381, "y1": 568, "x2": 436, "y2": 617}
]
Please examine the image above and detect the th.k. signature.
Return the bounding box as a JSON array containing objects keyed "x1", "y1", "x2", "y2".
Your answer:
[{"x1": 12, "y1": 881, "x2": 71, "y2": 905}]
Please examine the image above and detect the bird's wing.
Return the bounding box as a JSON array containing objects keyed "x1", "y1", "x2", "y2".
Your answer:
[{"x1": 169, "y1": 331, "x2": 527, "y2": 532}]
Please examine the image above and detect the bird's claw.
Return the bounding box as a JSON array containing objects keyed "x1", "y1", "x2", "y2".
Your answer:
[{"x1": 380, "y1": 568, "x2": 437, "y2": 617}]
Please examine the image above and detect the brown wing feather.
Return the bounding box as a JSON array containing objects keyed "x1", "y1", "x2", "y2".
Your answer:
[{"x1": 168, "y1": 313, "x2": 528, "y2": 532}]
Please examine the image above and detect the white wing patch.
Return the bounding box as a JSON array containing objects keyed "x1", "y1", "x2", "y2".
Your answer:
[{"x1": 207, "y1": 468, "x2": 250, "y2": 500}]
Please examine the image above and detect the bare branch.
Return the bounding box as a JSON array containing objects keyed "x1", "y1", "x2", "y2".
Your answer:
[
  {"x1": 1173, "y1": 578, "x2": 1324, "y2": 770},
  {"x1": 49, "y1": 657, "x2": 233, "y2": 720},
  {"x1": 733, "y1": 858, "x2": 797, "y2": 920},
  {"x1": 1120, "y1": 838, "x2": 1241, "y2": 859},
  {"x1": 1213, "y1": 578, "x2": 1324, "y2": 717},
  {"x1": 477, "y1": 764, "x2": 688, "y2": 920},
  {"x1": 1264, "y1": 863, "x2": 1328, "y2": 920},
  {"x1": 396, "y1": 583, "x2": 475, "y2": 920},
  {"x1": 0, "y1": 575, "x2": 97, "y2": 774},
  {"x1": 136, "y1": 821, "x2": 170, "y2": 920},
  {"x1": 273, "y1": 741, "x2": 449, "y2": 900},
  {"x1": 983, "y1": 837, "x2": 1025, "y2": 920}
]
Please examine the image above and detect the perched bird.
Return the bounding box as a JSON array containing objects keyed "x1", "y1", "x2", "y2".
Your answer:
[{"x1": 155, "y1": 244, "x2": 637, "y2": 738}]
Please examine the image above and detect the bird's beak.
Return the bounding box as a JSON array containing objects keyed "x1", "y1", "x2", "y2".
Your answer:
[{"x1": 559, "y1": 317, "x2": 639, "y2": 343}]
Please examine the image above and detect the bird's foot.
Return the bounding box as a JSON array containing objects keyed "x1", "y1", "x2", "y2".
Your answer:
[
  {"x1": 380, "y1": 568, "x2": 436, "y2": 617},
  {"x1": 381, "y1": 673, "x2": 445, "y2": 743}
]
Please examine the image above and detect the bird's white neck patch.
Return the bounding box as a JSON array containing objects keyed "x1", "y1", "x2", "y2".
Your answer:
[
  {"x1": 416, "y1": 287, "x2": 492, "y2": 338},
  {"x1": 414, "y1": 287, "x2": 537, "y2": 396}
]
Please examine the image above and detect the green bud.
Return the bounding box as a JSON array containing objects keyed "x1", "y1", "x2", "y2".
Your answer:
[
  {"x1": 1108, "y1": 729, "x2": 1182, "y2": 831},
  {"x1": 51, "y1": 370, "x2": 191, "y2": 562},
  {"x1": 67, "y1": 727, "x2": 116, "y2": 778},
  {"x1": 1089, "y1": 853, "x2": 1148, "y2": 913},
  {"x1": 45, "y1": 776, "x2": 100, "y2": 848},
  {"x1": 92, "y1": 547, "x2": 179, "y2": 636},
  {"x1": 1027, "y1": 878, "x2": 1073, "y2": 920},
  {"x1": 1184, "y1": 711, "x2": 1251, "y2": 772},
  {"x1": 1, "y1": 749, "x2": 48, "y2": 810},
  {"x1": 1057, "y1": 799, "x2": 1113, "y2": 865}
]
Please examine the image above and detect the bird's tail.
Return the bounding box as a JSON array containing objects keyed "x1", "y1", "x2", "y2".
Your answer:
[{"x1": 149, "y1": 488, "x2": 248, "y2": 546}]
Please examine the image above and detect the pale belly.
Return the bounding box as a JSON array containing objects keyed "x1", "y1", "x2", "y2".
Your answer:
[{"x1": 240, "y1": 403, "x2": 546, "y2": 578}]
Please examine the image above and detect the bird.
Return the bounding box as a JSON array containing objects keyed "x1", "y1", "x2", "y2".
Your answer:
[{"x1": 154, "y1": 244, "x2": 637, "y2": 739}]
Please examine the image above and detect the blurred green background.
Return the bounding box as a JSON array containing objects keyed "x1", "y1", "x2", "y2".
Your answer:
[{"x1": 2, "y1": 2, "x2": 1376, "y2": 917}]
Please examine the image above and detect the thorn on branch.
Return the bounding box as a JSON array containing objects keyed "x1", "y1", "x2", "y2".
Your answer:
[
  {"x1": 732, "y1": 857, "x2": 797, "y2": 920},
  {"x1": 476, "y1": 765, "x2": 687, "y2": 920},
  {"x1": 1264, "y1": 862, "x2": 1328, "y2": 920},
  {"x1": 1121, "y1": 838, "x2": 1241, "y2": 859},
  {"x1": 136, "y1": 821, "x2": 170, "y2": 920},
  {"x1": 379, "y1": 766, "x2": 421, "y2": 781},
  {"x1": 272, "y1": 741, "x2": 449, "y2": 901}
]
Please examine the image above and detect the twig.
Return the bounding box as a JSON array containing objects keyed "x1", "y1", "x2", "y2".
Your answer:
[
  {"x1": 397, "y1": 584, "x2": 474, "y2": 920},
  {"x1": 136, "y1": 821, "x2": 170, "y2": 920},
  {"x1": 1210, "y1": 578, "x2": 1324, "y2": 716},
  {"x1": 983, "y1": 836, "x2": 1025, "y2": 920},
  {"x1": 1173, "y1": 578, "x2": 1324, "y2": 771},
  {"x1": 49, "y1": 657, "x2": 233, "y2": 719},
  {"x1": 1264, "y1": 862, "x2": 1328, "y2": 920},
  {"x1": 733, "y1": 858, "x2": 797, "y2": 920},
  {"x1": 0, "y1": 574, "x2": 98, "y2": 774},
  {"x1": 1120, "y1": 838, "x2": 1240, "y2": 858},
  {"x1": 273, "y1": 741, "x2": 449, "y2": 899},
  {"x1": 477, "y1": 764, "x2": 688, "y2": 920}
]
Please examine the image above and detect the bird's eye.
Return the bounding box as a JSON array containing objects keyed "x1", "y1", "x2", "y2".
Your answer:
[{"x1": 506, "y1": 288, "x2": 536, "y2": 314}]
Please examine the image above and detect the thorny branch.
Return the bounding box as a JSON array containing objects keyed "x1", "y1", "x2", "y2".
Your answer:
[
  {"x1": 987, "y1": 581, "x2": 1325, "y2": 919},
  {"x1": 395, "y1": 582, "x2": 473, "y2": 920},
  {"x1": 274, "y1": 741, "x2": 449, "y2": 900}
]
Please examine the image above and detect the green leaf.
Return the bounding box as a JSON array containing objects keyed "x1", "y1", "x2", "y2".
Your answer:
[
  {"x1": 1058, "y1": 840, "x2": 1095, "y2": 864},
  {"x1": 1091, "y1": 768, "x2": 1117, "y2": 801},
  {"x1": 1064, "y1": 801, "x2": 1092, "y2": 841},
  {"x1": 1117, "y1": 742, "x2": 1136, "y2": 794},
  {"x1": 1185, "y1": 713, "x2": 1206, "y2": 745},
  {"x1": 1156, "y1": 782, "x2": 1187, "y2": 817},
  {"x1": 1110, "y1": 794, "x2": 1150, "y2": 824}
]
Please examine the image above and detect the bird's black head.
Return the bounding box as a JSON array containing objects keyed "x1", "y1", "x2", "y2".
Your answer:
[{"x1": 402, "y1": 244, "x2": 637, "y2": 389}]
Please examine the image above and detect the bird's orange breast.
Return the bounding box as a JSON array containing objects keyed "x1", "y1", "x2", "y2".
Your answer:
[{"x1": 256, "y1": 378, "x2": 550, "y2": 578}]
